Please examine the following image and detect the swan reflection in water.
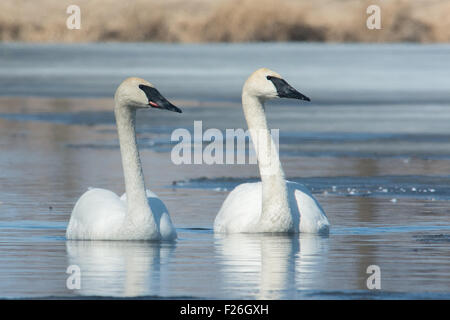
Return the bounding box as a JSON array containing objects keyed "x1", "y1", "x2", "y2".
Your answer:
[
  {"x1": 214, "y1": 233, "x2": 329, "y2": 299},
  {"x1": 65, "y1": 240, "x2": 175, "y2": 297}
]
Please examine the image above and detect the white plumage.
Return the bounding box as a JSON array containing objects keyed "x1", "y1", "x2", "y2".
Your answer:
[
  {"x1": 67, "y1": 188, "x2": 176, "y2": 240},
  {"x1": 214, "y1": 181, "x2": 329, "y2": 234},
  {"x1": 214, "y1": 68, "x2": 330, "y2": 234},
  {"x1": 66, "y1": 77, "x2": 180, "y2": 240}
]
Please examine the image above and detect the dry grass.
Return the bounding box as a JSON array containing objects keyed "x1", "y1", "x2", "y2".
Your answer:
[{"x1": 0, "y1": 0, "x2": 449, "y2": 43}]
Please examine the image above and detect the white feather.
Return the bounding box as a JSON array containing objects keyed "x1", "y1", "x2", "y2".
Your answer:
[
  {"x1": 66, "y1": 77, "x2": 177, "y2": 241},
  {"x1": 214, "y1": 181, "x2": 329, "y2": 234},
  {"x1": 213, "y1": 68, "x2": 330, "y2": 234}
]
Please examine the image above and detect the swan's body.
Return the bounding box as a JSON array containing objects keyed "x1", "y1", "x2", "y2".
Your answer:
[
  {"x1": 214, "y1": 181, "x2": 329, "y2": 234},
  {"x1": 66, "y1": 77, "x2": 181, "y2": 241},
  {"x1": 67, "y1": 188, "x2": 176, "y2": 240},
  {"x1": 214, "y1": 68, "x2": 330, "y2": 234}
]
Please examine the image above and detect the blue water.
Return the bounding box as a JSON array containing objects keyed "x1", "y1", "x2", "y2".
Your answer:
[{"x1": 0, "y1": 43, "x2": 449, "y2": 299}]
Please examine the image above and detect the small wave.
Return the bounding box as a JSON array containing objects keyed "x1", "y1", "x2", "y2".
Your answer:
[
  {"x1": 0, "y1": 221, "x2": 67, "y2": 231},
  {"x1": 177, "y1": 227, "x2": 213, "y2": 235},
  {"x1": 332, "y1": 225, "x2": 450, "y2": 235},
  {"x1": 413, "y1": 234, "x2": 450, "y2": 243},
  {"x1": 300, "y1": 289, "x2": 450, "y2": 300}
]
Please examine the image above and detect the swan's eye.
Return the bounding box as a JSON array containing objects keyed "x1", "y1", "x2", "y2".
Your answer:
[{"x1": 266, "y1": 76, "x2": 272, "y2": 80}]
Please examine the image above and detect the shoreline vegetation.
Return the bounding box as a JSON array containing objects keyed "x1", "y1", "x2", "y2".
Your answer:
[{"x1": 1, "y1": 0, "x2": 449, "y2": 43}]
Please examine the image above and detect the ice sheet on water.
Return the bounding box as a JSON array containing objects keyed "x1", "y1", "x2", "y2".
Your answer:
[{"x1": 171, "y1": 175, "x2": 450, "y2": 200}]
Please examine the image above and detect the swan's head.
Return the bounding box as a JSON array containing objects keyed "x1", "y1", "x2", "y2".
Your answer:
[
  {"x1": 114, "y1": 77, "x2": 182, "y2": 113},
  {"x1": 243, "y1": 68, "x2": 310, "y2": 102}
]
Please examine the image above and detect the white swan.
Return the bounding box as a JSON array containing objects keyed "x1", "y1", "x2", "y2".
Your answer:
[
  {"x1": 66, "y1": 77, "x2": 181, "y2": 240},
  {"x1": 214, "y1": 68, "x2": 330, "y2": 234}
]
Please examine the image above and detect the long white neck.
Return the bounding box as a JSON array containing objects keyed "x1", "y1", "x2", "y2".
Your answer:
[
  {"x1": 114, "y1": 103, "x2": 158, "y2": 233},
  {"x1": 241, "y1": 91, "x2": 293, "y2": 232}
]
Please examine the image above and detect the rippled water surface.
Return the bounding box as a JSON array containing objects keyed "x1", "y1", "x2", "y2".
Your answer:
[{"x1": 0, "y1": 43, "x2": 449, "y2": 299}]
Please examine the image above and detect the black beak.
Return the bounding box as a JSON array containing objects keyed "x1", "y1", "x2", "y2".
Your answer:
[
  {"x1": 138, "y1": 84, "x2": 182, "y2": 113},
  {"x1": 268, "y1": 77, "x2": 311, "y2": 102}
]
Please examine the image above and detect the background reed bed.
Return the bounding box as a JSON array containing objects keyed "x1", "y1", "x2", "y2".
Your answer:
[{"x1": 1, "y1": 0, "x2": 449, "y2": 43}]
